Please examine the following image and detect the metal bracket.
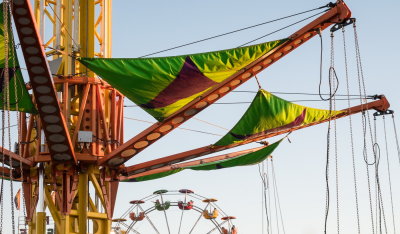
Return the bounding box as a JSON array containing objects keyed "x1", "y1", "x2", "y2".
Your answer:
[
  {"x1": 373, "y1": 110, "x2": 394, "y2": 117},
  {"x1": 330, "y1": 18, "x2": 356, "y2": 32}
]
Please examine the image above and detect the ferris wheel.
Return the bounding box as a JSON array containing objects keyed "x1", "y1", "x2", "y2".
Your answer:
[{"x1": 111, "y1": 189, "x2": 238, "y2": 234}]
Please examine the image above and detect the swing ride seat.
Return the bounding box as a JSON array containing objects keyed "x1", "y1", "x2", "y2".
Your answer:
[
  {"x1": 178, "y1": 200, "x2": 194, "y2": 210},
  {"x1": 129, "y1": 212, "x2": 145, "y2": 221}
]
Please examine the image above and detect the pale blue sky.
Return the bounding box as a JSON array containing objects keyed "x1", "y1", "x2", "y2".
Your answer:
[
  {"x1": 2, "y1": 0, "x2": 400, "y2": 233},
  {"x1": 111, "y1": 1, "x2": 400, "y2": 233}
]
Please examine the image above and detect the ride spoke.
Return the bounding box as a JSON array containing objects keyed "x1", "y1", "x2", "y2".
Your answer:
[
  {"x1": 126, "y1": 220, "x2": 138, "y2": 234},
  {"x1": 159, "y1": 194, "x2": 171, "y2": 234},
  {"x1": 177, "y1": 193, "x2": 187, "y2": 234},
  {"x1": 130, "y1": 228, "x2": 141, "y2": 234},
  {"x1": 206, "y1": 220, "x2": 227, "y2": 234},
  {"x1": 188, "y1": 203, "x2": 210, "y2": 234},
  {"x1": 119, "y1": 221, "x2": 130, "y2": 229},
  {"x1": 137, "y1": 206, "x2": 160, "y2": 234}
]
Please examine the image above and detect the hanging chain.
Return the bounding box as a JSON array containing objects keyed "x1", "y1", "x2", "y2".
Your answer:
[
  {"x1": 0, "y1": 1, "x2": 12, "y2": 232},
  {"x1": 7, "y1": 1, "x2": 27, "y2": 229},
  {"x1": 259, "y1": 164, "x2": 265, "y2": 234},
  {"x1": 271, "y1": 160, "x2": 280, "y2": 234},
  {"x1": 0, "y1": 1, "x2": 7, "y2": 231},
  {"x1": 330, "y1": 31, "x2": 341, "y2": 234},
  {"x1": 373, "y1": 115, "x2": 383, "y2": 234},
  {"x1": 266, "y1": 161, "x2": 272, "y2": 234},
  {"x1": 334, "y1": 97, "x2": 340, "y2": 234},
  {"x1": 373, "y1": 117, "x2": 388, "y2": 234},
  {"x1": 382, "y1": 116, "x2": 396, "y2": 233},
  {"x1": 353, "y1": 22, "x2": 376, "y2": 234},
  {"x1": 324, "y1": 32, "x2": 336, "y2": 234},
  {"x1": 271, "y1": 158, "x2": 286, "y2": 234},
  {"x1": 392, "y1": 114, "x2": 400, "y2": 165},
  {"x1": 373, "y1": 117, "x2": 380, "y2": 234},
  {"x1": 342, "y1": 26, "x2": 361, "y2": 234},
  {"x1": 5, "y1": 2, "x2": 16, "y2": 233},
  {"x1": 1, "y1": 2, "x2": 21, "y2": 232},
  {"x1": 354, "y1": 22, "x2": 377, "y2": 162},
  {"x1": 259, "y1": 163, "x2": 269, "y2": 234},
  {"x1": 355, "y1": 21, "x2": 389, "y2": 234}
]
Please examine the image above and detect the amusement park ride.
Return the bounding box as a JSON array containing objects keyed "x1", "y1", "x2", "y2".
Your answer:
[
  {"x1": 0, "y1": 0, "x2": 393, "y2": 233},
  {"x1": 112, "y1": 189, "x2": 238, "y2": 234}
]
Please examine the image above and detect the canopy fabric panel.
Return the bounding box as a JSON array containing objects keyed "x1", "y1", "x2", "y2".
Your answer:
[
  {"x1": 124, "y1": 140, "x2": 281, "y2": 182},
  {"x1": 187, "y1": 139, "x2": 281, "y2": 170},
  {"x1": 0, "y1": 4, "x2": 36, "y2": 113},
  {"x1": 215, "y1": 89, "x2": 344, "y2": 146},
  {"x1": 127, "y1": 169, "x2": 183, "y2": 183},
  {"x1": 79, "y1": 39, "x2": 286, "y2": 121}
]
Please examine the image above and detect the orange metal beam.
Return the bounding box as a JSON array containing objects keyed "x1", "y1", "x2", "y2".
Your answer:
[
  {"x1": 100, "y1": 1, "x2": 352, "y2": 167},
  {"x1": 71, "y1": 84, "x2": 91, "y2": 146},
  {"x1": 122, "y1": 96, "x2": 389, "y2": 176},
  {"x1": 0, "y1": 166, "x2": 12, "y2": 179},
  {"x1": 96, "y1": 86, "x2": 112, "y2": 153},
  {"x1": 0, "y1": 146, "x2": 34, "y2": 168},
  {"x1": 12, "y1": 0, "x2": 76, "y2": 163},
  {"x1": 121, "y1": 145, "x2": 267, "y2": 180}
]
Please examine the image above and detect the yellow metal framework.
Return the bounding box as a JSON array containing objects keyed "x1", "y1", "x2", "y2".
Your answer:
[{"x1": 33, "y1": 0, "x2": 112, "y2": 76}]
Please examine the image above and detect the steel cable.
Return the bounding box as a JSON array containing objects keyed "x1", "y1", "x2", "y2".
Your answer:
[
  {"x1": 238, "y1": 10, "x2": 328, "y2": 47},
  {"x1": 140, "y1": 4, "x2": 331, "y2": 57}
]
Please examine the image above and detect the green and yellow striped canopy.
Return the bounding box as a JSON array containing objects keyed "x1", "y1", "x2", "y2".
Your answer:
[
  {"x1": 79, "y1": 39, "x2": 286, "y2": 121},
  {"x1": 215, "y1": 89, "x2": 344, "y2": 146}
]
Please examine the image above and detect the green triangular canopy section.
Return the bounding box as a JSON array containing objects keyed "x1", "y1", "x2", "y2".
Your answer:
[
  {"x1": 79, "y1": 39, "x2": 287, "y2": 121},
  {"x1": 124, "y1": 140, "x2": 282, "y2": 182},
  {"x1": 0, "y1": 4, "x2": 36, "y2": 113},
  {"x1": 214, "y1": 89, "x2": 344, "y2": 146},
  {"x1": 127, "y1": 169, "x2": 184, "y2": 183}
]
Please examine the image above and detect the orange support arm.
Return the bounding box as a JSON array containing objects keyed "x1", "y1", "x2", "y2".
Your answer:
[
  {"x1": 121, "y1": 145, "x2": 267, "y2": 180},
  {"x1": 0, "y1": 146, "x2": 34, "y2": 168},
  {"x1": 122, "y1": 96, "x2": 389, "y2": 176},
  {"x1": 100, "y1": 1, "x2": 353, "y2": 167},
  {"x1": 0, "y1": 166, "x2": 12, "y2": 179},
  {"x1": 0, "y1": 166, "x2": 22, "y2": 181},
  {"x1": 12, "y1": 0, "x2": 76, "y2": 163}
]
